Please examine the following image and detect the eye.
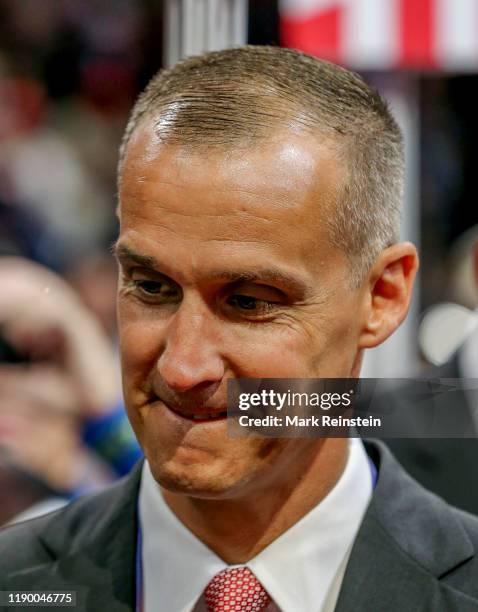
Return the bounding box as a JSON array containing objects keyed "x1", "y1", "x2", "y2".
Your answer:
[
  {"x1": 135, "y1": 279, "x2": 164, "y2": 294},
  {"x1": 226, "y1": 294, "x2": 276, "y2": 313},
  {"x1": 130, "y1": 276, "x2": 181, "y2": 303}
]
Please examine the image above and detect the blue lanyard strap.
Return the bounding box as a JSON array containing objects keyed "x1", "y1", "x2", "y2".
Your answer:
[{"x1": 368, "y1": 456, "x2": 378, "y2": 489}]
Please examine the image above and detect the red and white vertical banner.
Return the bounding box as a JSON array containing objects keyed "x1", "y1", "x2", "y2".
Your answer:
[
  {"x1": 434, "y1": 0, "x2": 478, "y2": 70},
  {"x1": 280, "y1": 0, "x2": 478, "y2": 71}
]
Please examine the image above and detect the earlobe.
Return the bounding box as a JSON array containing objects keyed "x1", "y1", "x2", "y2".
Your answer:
[{"x1": 358, "y1": 242, "x2": 419, "y2": 349}]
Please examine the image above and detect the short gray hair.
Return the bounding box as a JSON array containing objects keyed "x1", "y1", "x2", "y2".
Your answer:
[{"x1": 120, "y1": 45, "x2": 403, "y2": 285}]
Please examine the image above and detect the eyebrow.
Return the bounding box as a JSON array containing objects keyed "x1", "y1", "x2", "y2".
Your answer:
[
  {"x1": 210, "y1": 270, "x2": 310, "y2": 297},
  {"x1": 113, "y1": 243, "x2": 157, "y2": 269},
  {"x1": 113, "y1": 243, "x2": 311, "y2": 297}
]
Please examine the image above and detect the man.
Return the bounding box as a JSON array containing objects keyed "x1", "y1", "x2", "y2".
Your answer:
[{"x1": 1, "y1": 46, "x2": 478, "y2": 611}]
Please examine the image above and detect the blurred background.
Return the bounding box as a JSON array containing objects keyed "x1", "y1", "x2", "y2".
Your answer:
[{"x1": 1, "y1": 0, "x2": 478, "y2": 523}]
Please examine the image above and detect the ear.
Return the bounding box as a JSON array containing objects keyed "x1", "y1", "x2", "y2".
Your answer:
[{"x1": 358, "y1": 242, "x2": 419, "y2": 349}]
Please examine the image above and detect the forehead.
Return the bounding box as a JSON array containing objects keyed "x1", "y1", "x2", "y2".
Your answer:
[
  {"x1": 118, "y1": 124, "x2": 349, "y2": 283},
  {"x1": 120, "y1": 122, "x2": 343, "y2": 215}
]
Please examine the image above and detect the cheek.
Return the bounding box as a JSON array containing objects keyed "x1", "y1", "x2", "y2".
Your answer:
[
  {"x1": 117, "y1": 302, "x2": 165, "y2": 387},
  {"x1": 306, "y1": 309, "x2": 360, "y2": 375},
  {"x1": 225, "y1": 306, "x2": 359, "y2": 378},
  {"x1": 221, "y1": 324, "x2": 315, "y2": 377}
]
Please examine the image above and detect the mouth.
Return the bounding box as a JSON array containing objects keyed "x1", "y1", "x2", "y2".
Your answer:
[{"x1": 164, "y1": 404, "x2": 229, "y2": 422}]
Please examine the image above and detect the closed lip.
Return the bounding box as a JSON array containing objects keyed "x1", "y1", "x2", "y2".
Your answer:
[{"x1": 161, "y1": 401, "x2": 229, "y2": 421}]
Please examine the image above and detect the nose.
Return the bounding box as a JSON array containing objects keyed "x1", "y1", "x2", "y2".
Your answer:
[{"x1": 156, "y1": 299, "x2": 225, "y2": 392}]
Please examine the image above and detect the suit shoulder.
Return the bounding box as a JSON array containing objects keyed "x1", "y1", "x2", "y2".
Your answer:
[
  {"x1": 0, "y1": 474, "x2": 137, "y2": 580},
  {"x1": 0, "y1": 512, "x2": 53, "y2": 575}
]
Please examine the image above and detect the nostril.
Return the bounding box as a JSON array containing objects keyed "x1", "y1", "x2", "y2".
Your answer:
[{"x1": 152, "y1": 378, "x2": 222, "y2": 410}]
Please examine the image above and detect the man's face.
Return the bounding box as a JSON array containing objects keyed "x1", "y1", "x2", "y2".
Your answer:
[{"x1": 117, "y1": 125, "x2": 368, "y2": 499}]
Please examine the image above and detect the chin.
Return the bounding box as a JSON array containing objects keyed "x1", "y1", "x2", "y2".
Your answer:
[{"x1": 147, "y1": 454, "x2": 251, "y2": 500}]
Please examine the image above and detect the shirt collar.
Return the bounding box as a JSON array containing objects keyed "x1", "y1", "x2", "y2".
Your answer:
[
  {"x1": 139, "y1": 462, "x2": 225, "y2": 612},
  {"x1": 139, "y1": 438, "x2": 373, "y2": 612},
  {"x1": 248, "y1": 438, "x2": 372, "y2": 612}
]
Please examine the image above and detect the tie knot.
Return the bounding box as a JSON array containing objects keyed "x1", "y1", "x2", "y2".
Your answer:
[{"x1": 204, "y1": 567, "x2": 271, "y2": 612}]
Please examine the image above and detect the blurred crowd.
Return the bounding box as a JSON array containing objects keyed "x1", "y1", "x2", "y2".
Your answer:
[
  {"x1": 0, "y1": 257, "x2": 142, "y2": 525},
  {"x1": 0, "y1": 0, "x2": 161, "y2": 525},
  {"x1": 0, "y1": 0, "x2": 163, "y2": 270}
]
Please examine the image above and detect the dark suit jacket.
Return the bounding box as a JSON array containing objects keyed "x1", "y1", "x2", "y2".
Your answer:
[
  {"x1": 1, "y1": 441, "x2": 478, "y2": 611},
  {"x1": 385, "y1": 353, "x2": 478, "y2": 515}
]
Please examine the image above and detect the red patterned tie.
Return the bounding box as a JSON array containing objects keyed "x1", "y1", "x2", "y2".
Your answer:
[{"x1": 204, "y1": 567, "x2": 272, "y2": 612}]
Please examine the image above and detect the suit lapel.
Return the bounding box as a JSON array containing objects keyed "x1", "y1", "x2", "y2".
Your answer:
[
  {"x1": 8, "y1": 461, "x2": 143, "y2": 611},
  {"x1": 7, "y1": 554, "x2": 134, "y2": 611},
  {"x1": 335, "y1": 513, "x2": 441, "y2": 612}
]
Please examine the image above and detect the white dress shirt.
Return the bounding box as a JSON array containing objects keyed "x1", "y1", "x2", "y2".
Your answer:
[{"x1": 139, "y1": 438, "x2": 373, "y2": 612}]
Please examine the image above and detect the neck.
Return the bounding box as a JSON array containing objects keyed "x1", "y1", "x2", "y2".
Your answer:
[{"x1": 161, "y1": 438, "x2": 348, "y2": 564}]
